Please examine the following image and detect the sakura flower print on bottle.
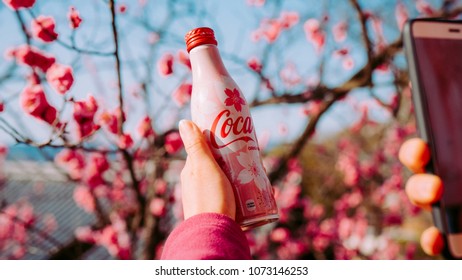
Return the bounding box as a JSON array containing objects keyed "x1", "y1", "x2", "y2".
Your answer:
[{"x1": 185, "y1": 27, "x2": 278, "y2": 230}]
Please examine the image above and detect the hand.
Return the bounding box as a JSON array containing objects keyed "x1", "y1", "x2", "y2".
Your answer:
[
  {"x1": 399, "y1": 138, "x2": 444, "y2": 256},
  {"x1": 178, "y1": 119, "x2": 236, "y2": 220}
]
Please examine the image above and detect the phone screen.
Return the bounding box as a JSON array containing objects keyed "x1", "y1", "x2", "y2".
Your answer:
[
  {"x1": 414, "y1": 38, "x2": 462, "y2": 207},
  {"x1": 413, "y1": 36, "x2": 462, "y2": 232}
]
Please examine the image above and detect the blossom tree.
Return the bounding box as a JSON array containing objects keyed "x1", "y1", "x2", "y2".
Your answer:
[{"x1": 0, "y1": 0, "x2": 461, "y2": 259}]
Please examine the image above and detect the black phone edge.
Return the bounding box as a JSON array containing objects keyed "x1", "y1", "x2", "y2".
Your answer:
[{"x1": 403, "y1": 18, "x2": 458, "y2": 260}]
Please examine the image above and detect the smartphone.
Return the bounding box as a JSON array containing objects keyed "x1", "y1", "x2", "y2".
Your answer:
[{"x1": 404, "y1": 18, "x2": 462, "y2": 259}]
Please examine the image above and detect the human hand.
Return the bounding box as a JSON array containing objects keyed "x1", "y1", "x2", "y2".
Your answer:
[
  {"x1": 178, "y1": 119, "x2": 236, "y2": 220},
  {"x1": 399, "y1": 138, "x2": 444, "y2": 256}
]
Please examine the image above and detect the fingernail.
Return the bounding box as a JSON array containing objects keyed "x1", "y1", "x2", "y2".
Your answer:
[{"x1": 179, "y1": 120, "x2": 193, "y2": 139}]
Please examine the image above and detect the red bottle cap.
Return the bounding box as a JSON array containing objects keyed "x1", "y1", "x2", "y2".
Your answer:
[{"x1": 185, "y1": 27, "x2": 218, "y2": 53}]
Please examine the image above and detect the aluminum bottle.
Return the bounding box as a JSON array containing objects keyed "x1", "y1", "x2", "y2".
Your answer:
[{"x1": 185, "y1": 27, "x2": 278, "y2": 230}]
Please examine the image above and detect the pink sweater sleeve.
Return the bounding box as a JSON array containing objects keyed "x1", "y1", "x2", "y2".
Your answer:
[{"x1": 161, "y1": 213, "x2": 251, "y2": 260}]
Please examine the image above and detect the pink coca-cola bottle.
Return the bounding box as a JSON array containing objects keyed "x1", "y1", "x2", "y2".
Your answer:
[{"x1": 185, "y1": 27, "x2": 278, "y2": 230}]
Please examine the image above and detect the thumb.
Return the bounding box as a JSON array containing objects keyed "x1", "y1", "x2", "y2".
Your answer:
[{"x1": 179, "y1": 120, "x2": 213, "y2": 160}]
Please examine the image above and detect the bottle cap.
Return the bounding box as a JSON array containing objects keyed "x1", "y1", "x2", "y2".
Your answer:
[{"x1": 185, "y1": 27, "x2": 218, "y2": 53}]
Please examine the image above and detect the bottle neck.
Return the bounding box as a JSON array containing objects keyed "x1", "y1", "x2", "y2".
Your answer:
[{"x1": 189, "y1": 44, "x2": 230, "y2": 81}]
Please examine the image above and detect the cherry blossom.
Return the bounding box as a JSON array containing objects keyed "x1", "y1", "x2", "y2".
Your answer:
[
  {"x1": 149, "y1": 198, "x2": 166, "y2": 217},
  {"x1": 158, "y1": 53, "x2": 174, "y2": 76},
  {"x1": 416, "y1": 0, "x2": 436, "y2": 16},
  {"x1": 224, "y1": 88, "x2": 246, "y2": 112},
  {"x1": 172, "y1": 83, "x2": 192, "y2": 107},
  {"x1": 177, "y1": 50, "x2": 191, "y2": 69},
  {"x1": 31, "y1": 15, "x2": 58, "y2": 43},
  {"x1": 118, "y1": 133, "x2": 134, "y2": 149},
  {"x1": 2, "y1": 0, "x2": 35, "y2": 10},
  {"x1": 164, "y1": 131, "x2": 183, "y2": 155},
  {"x1": 333, "y1": 21, "x2": 348, "y2": 42},
  {"x1": 280, "y1": 11, "x2": 299, "y2": 29},
  {"x1": 252, "y1": 11, "x2": 299, "y2": 43},
  {"x1": 73, "y1": 95, "x2": 99, "y2": 140},
  {"x1": 20, "y1": 85, "x2": 60, "y2": 127},
  {"x1": 118, "y1": 3, "x2": 127, "y2": 14},
  {"x1": 247, "y1": 0, "x2": 265, "y2": 6},
  {"x1": 75, "y1": 226, "x2": 95, "y2": 243},
  {"x1": 73, "y1": 185, "x2": 95, "y2": 213},
  {"x1": 55, "y1": 149, "x2": 86, "y2": 180},
  {"x1": 68, "y1": 6, "x2": 82, "y2": 29},
  {"x1": 46, "y1": 64, "x2": 74, "y2": 94},
  {"x1": 303, "y1": 19, "x2": 325, "y2": 52},
  {"x1": 138, "y1": 116, "x2": 155, "y2": 138},
  {"x1": 247, "y1": 57, "x2": 262, "y2": 73},
  {"x1": 100, "y1": 109, "x2": 122, "y2": 135},
  {"x1": 7, "y1": 45, "x2": 55, "y2": 73}
]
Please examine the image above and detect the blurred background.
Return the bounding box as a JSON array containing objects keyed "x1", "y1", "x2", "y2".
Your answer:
[{"x1": 0, "y1": 0, "x2": 459, "y2": 259}]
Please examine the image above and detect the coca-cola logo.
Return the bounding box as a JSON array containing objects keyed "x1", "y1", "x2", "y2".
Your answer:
[{"x1": 210, "y1": 109, "x2": 255, "y2": 149}]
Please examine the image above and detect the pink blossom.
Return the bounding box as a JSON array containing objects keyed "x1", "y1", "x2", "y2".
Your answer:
[
  {"x1": 247, "y1": 57, "x2": 262, "y2": 73},
  {"x1": 118, "y1": 133, "x2": 134, "y2": 149},
  {"x1": 165, "y1": 131, "x2": 183, "y2": 155},
  {"x1": 68, "y1": 6, "x2": 82, "y2": 29},
  {"x1": 118, "y1": 4, "x2": 127, "y2": 14},
  {"x1": 73, "y1": 95, "x2": 99, "y2": 140},
  {"x1": 46, "y1": 64, "x2": 74, "y2": 94},
  {"x1": 247, "y1": 0, "x2": 265, "y2": 6},
  {"x1": 88, "y1": 153, "x2": 110, "y2": 173},
  {"x1": 280, "y1": 11, "x2": 299, "y2": 29},
  {"x1": 270, "y1": 227, "x2": 290, "y2": 242},
  {"x1": 177, "y1": 50, "x2": 191, "y2": 69},
  {"x1": 8, "y1": 45, "x2": 55, "y2": 72},
  {"x1": 18, "y1": 202, "x2": 35, "y2": 226},
  {"x1": 149, "y1": 198, "x2": 166, "y2": 217},
  {"x1": 2, "y1": 0, "x2": 35, "y2": 10},
  {"x1": 310, "y1": 204, "x2": 325, "y2": 219},
  {"x1": 154, "y1": 179, "x2": 167, "y2": 196},
  {"x1": 416, "y1": 0, "x2": 436, "y2": 16},
  {"x1": 304, "y1": 19, "x2": 325, "y2": 52},
  {"x1": 82, "y1": 154, "x2": 109, "y2": 189},
  {"x1": 138, "y1": 116, "x2": 155, "y2": 138},
  {"x1": 73, "y1": 185, "x2": 95, "y2": 213},
  {"x1": 55, "y1": 149, "x2": 85, "y2": 179},
  {"x1": 172, "y1": 83, "x2": 192, "y2": 107},
  {"x1": 0, "y1": 145, "x2": 8, "y2": 157},
  {"x1": 20, "y1": 85, "x2": 61, "y2": 127},
  {"x1": 158, "y1": 53, "x2": 174, "y2": 76},
  {"x1": 31, "y1": 15, "x2": 58, "y2": 43},
  {"x1": 75, "y1": 226, "x2": 95, "y2": 243},
  {"x1": 258, "y1": 19, "x2": 281, "y2": 43},
  {"x1": 338, "y1": 217, "x2": 354, "y2": 239},
  {"x1": 0, "y1": 102, "x2": 4, "y2": 112},
  {"x1": 333, "y1": 21, "x2": 348, "y2": 42},
  {"x1": 301, "y1": 100, "x2": 323, "y2": 116},
  {"x1": 100, "y1": 108, "x2": 124, "y2": 134},
  {"x1": 312, "y1": 235, "x2": 330, "y2": 252}
]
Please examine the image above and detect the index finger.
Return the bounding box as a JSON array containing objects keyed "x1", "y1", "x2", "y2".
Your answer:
[{"x1": 399, "y1": 138, "x2": 431, "y2": 174}]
